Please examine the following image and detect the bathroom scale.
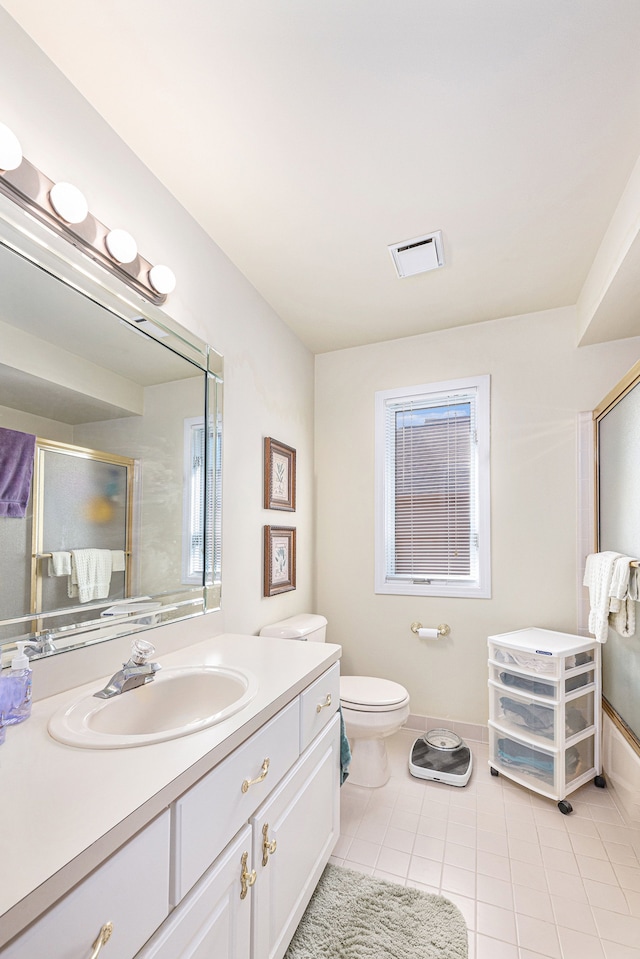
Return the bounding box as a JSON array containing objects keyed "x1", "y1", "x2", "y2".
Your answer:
[{"x1": 409, "y1": 728, "x2": 473, "y2": 787}]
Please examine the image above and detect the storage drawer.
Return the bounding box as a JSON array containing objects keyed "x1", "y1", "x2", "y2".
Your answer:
[
  {"x1": 489, "y1": 663, "x2": 558, "y2": 699},
  {"x1": 3, "y1": 812, "x2": 170, "y2": 959},
  {"x1": 299, "y1": 663, "x2": 340, "y2": 752},
  {"x1": 172, "y1": 698, "x2": 300, "y2": 903},
  {"x1": 566, "y1": 733, "x2": 595, "y2": 786},
  {"x1": 490, "y1": 683, "x2": 594, "y2": 746},
  {"x1": 490, "y1": 726, "x2": 557, "y2": 788}
]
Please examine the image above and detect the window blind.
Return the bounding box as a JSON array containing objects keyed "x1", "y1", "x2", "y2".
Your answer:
[{"x1": 384, "y1": 389, "x2": 478, "y2": 583}]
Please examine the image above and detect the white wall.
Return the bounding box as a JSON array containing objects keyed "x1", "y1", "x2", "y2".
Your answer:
[
  {"x1": 0, "y1": 10, "x2": 315, "y2": 640},
  {"x1": 315, "y1": 306, "x2": 640, "y2": 724}
]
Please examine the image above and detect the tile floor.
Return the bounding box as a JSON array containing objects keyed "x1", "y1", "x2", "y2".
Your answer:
[{"x1": 330, "y1": 727, "x2": 640, "y2": 959}]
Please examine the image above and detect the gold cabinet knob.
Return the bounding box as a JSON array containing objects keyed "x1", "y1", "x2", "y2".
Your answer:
[
  {"x1": 241, "y1": 757, "x2": 270, "y2": 793},
  {"x1": 89, "y1": 922, "x2": 113, "y2": 959},
  {"x1": 240, "y1": 851, "x2": 257, "y2": 899},
  {"x1": 262, "y1": 822, "x2": 277, "y2": 867}
]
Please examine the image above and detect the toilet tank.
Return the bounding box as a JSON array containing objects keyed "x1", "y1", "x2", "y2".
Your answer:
[{"x1": 259, "y1": 613, "x2": 327, "y2": 642}]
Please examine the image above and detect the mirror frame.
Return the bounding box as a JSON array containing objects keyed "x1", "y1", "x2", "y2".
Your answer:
[{"x1": 0, "y1": 191, "x2": 223, "y2": 667}]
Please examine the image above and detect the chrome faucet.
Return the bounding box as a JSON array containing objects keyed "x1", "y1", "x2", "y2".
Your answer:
[
  {"x1": 94, "y1": 639, "x2": 161, "y2": 699},
  {"x1": 27, "y1": 631, "x2": 57, "y2": 657}
]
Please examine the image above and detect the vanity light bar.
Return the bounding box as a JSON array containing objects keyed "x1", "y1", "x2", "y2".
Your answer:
[{"x1": 0, "y1": 121, "x2": 175, "y2": 305}]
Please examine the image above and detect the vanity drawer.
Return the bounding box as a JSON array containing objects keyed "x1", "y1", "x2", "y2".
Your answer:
[
  {"x1": 299, "y1": 663, "x2": 340, "y2": 752},
  {"x1": 172, "y1": 698, "x2": 300, "y2": 903},
  {"x1": 2, "y1": 812, "x2": 170, "y2": 959}
]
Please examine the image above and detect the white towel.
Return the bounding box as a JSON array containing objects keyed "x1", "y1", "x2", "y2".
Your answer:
[
  {"x1": 111, "y1": 550, "x2": 126, "y2": 572},
  {"x1": 583, "y1": 551, "x2": 622, "y2": 643},
  {"x1": 68, "y1": 549, "x2": 113, "y2": 603},
  {"x1": 608, "y1": 555, "x2": 637, "y2": 638},
  {"x1": 48, "y1": 551, "x2": 72, "y2": 577}
]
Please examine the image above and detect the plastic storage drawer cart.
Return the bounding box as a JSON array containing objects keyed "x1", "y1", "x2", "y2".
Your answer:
[{"x1": 488, "y1": 627, "x2": 605, "y2": 814}]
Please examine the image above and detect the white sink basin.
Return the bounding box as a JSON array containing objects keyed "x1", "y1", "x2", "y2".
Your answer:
[{"x1": 48, "y1": 665, "x2": 258, "y2": 748}]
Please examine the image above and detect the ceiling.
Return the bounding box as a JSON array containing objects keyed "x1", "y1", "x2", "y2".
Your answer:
[{"x1": 3, "y1": 1, "x2": 640, "y2": 353}]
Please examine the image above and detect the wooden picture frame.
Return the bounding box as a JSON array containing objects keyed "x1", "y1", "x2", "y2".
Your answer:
[
  {"x1": 264, "y1": 437, "x2": 296, "y2": 511},
  {"x1": 264, "y1": 525, "x2": 296, "y2": 596}
]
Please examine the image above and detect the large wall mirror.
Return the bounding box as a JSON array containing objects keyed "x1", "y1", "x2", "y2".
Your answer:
[
  {"x1": 595, "y1": 362, "x2": 640, "y2": 754},
  {"x1": 0, "y1": 195, "x2": 222, "y2": 667}
]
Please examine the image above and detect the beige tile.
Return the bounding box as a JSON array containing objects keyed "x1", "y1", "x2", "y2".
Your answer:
[
  {"x1": 345, "y1": 838, "x2": 380, "y2": 868},
  {"x1": 375, "y1": 846, "x2": 410, "y2": 878},
  {"x1": 388, "y1": 808, "x2": 420, "y2": 833},
  {"x1": 372, "y1": 867, "x2": 406, "y2": 885},
  {"x1": 605, "y1": 841, "x2": 639, "y2": 867},
  {"x1": 539, "y1": 826, "x2": 573, "y2": 851},
  {"x1": 407, "y1": 854, "x2": 442, "y2": 888},
  {"x1": 509, "y1": 858, "x2": 548, "y2": 892},
  {"x1": 382, "y1": 824, "x2": 415, "y2": 854},
  {"x1": 557, "y1": 926, "x2": 606, "y2": 959},
  {"x1": 541, "y1": 845, "x2": 579, "y2": 875},
  {"x1": 477, "y1": 829, "x2": 509, "y2": 857},
  {"x1": 444, "y1": 891, "x2": 476, "y2": 931},
  {"x1": 475, "y1": 874, "x2": 514, "y2": 909},
  {"x1": 545, "y1": 868, "x2": 588, "y2": 903},
  {"x1": 446, "y1": 821, "x2": 477, "y2": 847},
  {"x1": 552, "y1": 894, "x2": 598, "y2": 934},
  {"x1": 613, "y1": 863, "x2": 640, "y2": 893},
  {"x1": 508, "y1": 837, "x2": 543, "y2": 865},
  {"x1": 571, "y1": 833, "x2": 609, "y2": 860},
  {"x1": 583, "y1": 878, "x2": 631, "y2": 914},
  {"x1": 477, "y1": 850, "x2": 511, "y2": 881},
  {"x1": 413, "y1": 834, "x2": 445, "y2": 862},
  {"x1": 577, "y1": 855, "x2": 619, "y2": 884},
  {"x1": 602, "y1": 940, "x2": 640, "y2": 959},
  {"x1": 416, "y1": 814, "x2": 447, "y2": 839},
  {"x1": 444, "y1": 841, "x2": 477, "y2": 871},
  {"x1": 476, "y1": 901, "x2": 517, "y2": 944},
  {"x1": 475, "y1": 933, "x2": 519, "y2": 959},
  {"x1": 592, "y1": 907, "x2": 640, "y2": 948},
  {"x1": 625, "y1": 889, "x2": 640, "y2": 918},
  {"x1": 441, "y1": 863, "x2": 476, "y2": 898},
  {"x1": 516, "y1": 914, "x2": 561, "y2": 958},
  {"x1": 512, "y1": 884, "x2": 554, "y2": 922}
]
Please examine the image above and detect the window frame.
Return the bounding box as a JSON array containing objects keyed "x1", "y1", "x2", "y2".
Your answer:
[{"x1": 374, "y1": 374, "x2": 491, "y2": 599}]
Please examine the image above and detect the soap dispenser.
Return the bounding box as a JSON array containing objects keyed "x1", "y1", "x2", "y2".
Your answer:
[{"x1": 4, "y1": 641, "x2": 36, "y2": 725}]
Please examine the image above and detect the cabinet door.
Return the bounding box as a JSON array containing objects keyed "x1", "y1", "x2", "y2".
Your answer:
[
  {"x1": 137, "y1": 825, "x2": 252, "y2": 959},
  {"x1": 251, "y1": 714, "x2": 340, "y2": 959},
  {"x1": 3, "y1": 813, "x2": 170, "y2": 959}
]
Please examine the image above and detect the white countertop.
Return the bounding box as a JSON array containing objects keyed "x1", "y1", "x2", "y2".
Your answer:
[{"x1": 0, "y1": 633, "x2": 341, "y2": 946}]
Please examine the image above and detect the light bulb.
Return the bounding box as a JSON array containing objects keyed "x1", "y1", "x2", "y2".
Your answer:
[
  {"x1": 105, "y1": 229, "x2": 138, "y2": 264},
  {"x1": 148, "y1": 264, "x2": 176, "y2": 295},
  {"x1": 49, "y1": 182, "x2": 89, "y2": 224},
  {"x1": 0, "y1": 122, "x2": 23, "y2": 172}
]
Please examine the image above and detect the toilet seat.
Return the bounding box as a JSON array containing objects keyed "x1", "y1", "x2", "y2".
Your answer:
[{"x1": 340, "y1": 676, "x2": 410, "y2": 712}]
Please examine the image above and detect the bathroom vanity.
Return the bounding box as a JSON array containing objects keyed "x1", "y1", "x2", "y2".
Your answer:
[{"x1": 0, "y1": 634, "x2": 342, "y2": 958}]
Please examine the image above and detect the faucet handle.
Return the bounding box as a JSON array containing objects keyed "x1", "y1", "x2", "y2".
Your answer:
[{"x1": 130, "y1": 638, "x2": 156, "y2": 665}]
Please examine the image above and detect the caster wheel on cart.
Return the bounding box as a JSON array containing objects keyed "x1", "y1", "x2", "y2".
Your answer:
[
  {"x1": 490, "y1": 767, "x2": 499, "y2": 777},
  {"x1": 558, "y1": 800, "x2": 573, "y2": 815},
  {"x1": 594, "y1": 775, "x2": 606, "y2": 788}
]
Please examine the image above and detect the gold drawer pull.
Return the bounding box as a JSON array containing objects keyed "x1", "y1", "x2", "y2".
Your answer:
[
  {"x1": 240, "y1": 851, "x2": 257, "y2": 899},
  {"x1": 89, "y1": 922, "x2": 113, "y2": 959},
  {"x1": 316, "y1": 694, "x2": 332, "y2": 713},
  {"x1": 262, "y1": 822, "x2": 277, "y2": 867},
  {"x1": 241, "y1": 757, "x2": 270, "y2": 793}
]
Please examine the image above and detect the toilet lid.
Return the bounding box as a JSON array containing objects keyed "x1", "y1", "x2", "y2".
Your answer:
[{"x1": 340, "y1": 676, "x2": 409, "y2": 711}]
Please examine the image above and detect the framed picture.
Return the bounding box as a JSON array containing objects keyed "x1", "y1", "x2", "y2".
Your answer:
[
  {"x1": 264, "y1": 525, "x2": 296, "y2": 596},
  {"x1": 264, "y1": 437, "x2": 296, "y2": 511}
]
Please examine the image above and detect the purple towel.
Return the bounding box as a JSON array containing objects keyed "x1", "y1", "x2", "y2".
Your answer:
[{"x1": 0, "y1": 427, "x2": 36, "y2": 518}]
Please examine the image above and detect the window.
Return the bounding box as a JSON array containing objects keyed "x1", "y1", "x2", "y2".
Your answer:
[
  {"x1": 375, "y1": 375, "x2": 490, "y2": 598},
  {"x1": 182, "y1": 415, "x2": 222, "y2": 586}
]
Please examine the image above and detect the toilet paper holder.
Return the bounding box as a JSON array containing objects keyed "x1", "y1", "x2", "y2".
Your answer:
[{"x1": 410, "y1": 622, "x2": 450, "y2": 638}]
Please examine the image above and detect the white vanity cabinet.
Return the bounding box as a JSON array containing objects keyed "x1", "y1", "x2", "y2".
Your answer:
[
  {"x1": 136, "y1": 663, "x2": 340, "y2": 959},
  {"x1": 1, "y1": 811, "x2": 171, "y2": 959}
]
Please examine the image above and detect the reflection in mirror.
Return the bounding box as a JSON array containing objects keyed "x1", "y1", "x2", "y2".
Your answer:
[{"x1": 0, "y1": 211, "x2": 222, "y2": 666}]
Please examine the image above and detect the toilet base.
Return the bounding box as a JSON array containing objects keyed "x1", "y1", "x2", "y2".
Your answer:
[{"x1": 348, "y1": 737, "x2": 390, "y2": 788}]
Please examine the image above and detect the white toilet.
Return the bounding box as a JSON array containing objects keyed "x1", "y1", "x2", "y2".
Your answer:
[{"x1": 259, "y1": 613, "x2": 410, "y2": 788}]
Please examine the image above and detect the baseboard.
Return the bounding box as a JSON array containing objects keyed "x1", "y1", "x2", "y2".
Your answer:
[{"x1": 406, "y1": 713, "x2": 488, "y2": 744}]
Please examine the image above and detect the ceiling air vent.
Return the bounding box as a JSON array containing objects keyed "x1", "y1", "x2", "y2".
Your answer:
[{"x1": 388, "y1": 231, "x2": 444, "y2": 278}]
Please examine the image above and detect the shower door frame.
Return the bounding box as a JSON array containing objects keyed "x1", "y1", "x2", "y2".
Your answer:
[{"x1": 30, "y1": 438, "x2": 135, "y2": 630}]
